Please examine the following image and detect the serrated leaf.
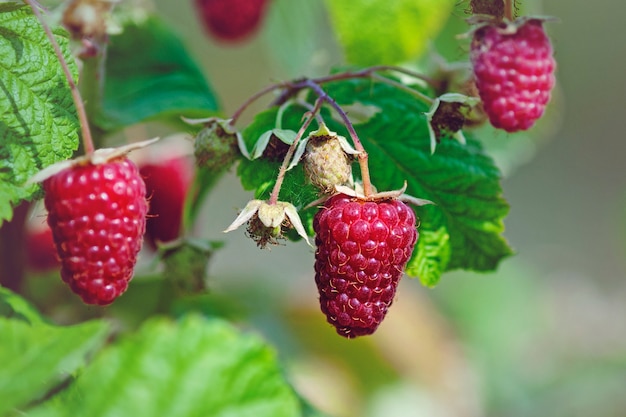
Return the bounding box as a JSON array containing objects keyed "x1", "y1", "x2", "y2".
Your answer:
[
  {"x1": 28, "y1": 315, "x2": 303, "y2": 417},
  {"x1": 405, "y1": 206, "x2": 451, "y2": 287},
  {"x1": 96, "y1": 15, "x2": 218, "y2": 131},
  {"x1": 324, "y1": 0, "x2": 455, "y2": 65},
  {"x1": 0, "y1": 4, "x2": 79, "y2": 225},
  {"x1": 0, "y1": 289, "x2": 109, "y2": 416},
  {"x1": 321, "y1": 78, "x2": 512, "y2": 283}
]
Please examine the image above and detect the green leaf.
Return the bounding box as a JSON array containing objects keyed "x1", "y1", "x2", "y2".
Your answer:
[
  {"x1": 406, "y1": 206, "x2": 452, "y2": 286},
  {"x1": 324, "y1": 0, "x2": 455, "y2": 65},
  {"x1": 0, "y1": 4, "x2": 79, "y2": 225},
  {"x1": 322, "y1": 78, "x2": 513, "y2": 284},
  {"x1": 0, "y1": 289, "x2": 109, "y2": 416},
  {"x1": 29, "y1": 315, "x2": 303, "y2": 417},
  {"x1": 96, "y1": 15, "x2": 218, "y2": 131},
  {"x1": 239, "y1": 77, "x2": 512, "y2": 283},
  {"x1": 0, "y1": 286, "x2": 47, "y2": 325}
]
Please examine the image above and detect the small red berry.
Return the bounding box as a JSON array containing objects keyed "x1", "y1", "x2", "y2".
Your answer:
[
  {"x1": 194, "y1": 0, "x2": 271, "y2": 43},
  {"x1": 313, "y1": 193, "x2": 418, "y2": 338},
  {"x1": 43, "y1": 157, "x2": 147, "y2": 305},
  {"x1": 140, "y1": 157, "x2": 193, "y2": 249},
  {"x1": 471, "y1": 19, "x2": 556, "y2": 132}
]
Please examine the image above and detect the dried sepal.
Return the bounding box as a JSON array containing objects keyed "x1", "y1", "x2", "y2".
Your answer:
[
  {"x1": 224, "y1": 199, "x2": 311, "y2": 248},
  {"x1": 425, "y1": 93, "x2": 479, "y2": 154},
  {"x1": 334, "y1": 182, "x2": 434, "y2": 206},
  {"x1": 28, "y1": 138, "x2": 159, "y2": 184},
  {"x1": 251, "y1": 128, "x2": 297, "y2": 160}
]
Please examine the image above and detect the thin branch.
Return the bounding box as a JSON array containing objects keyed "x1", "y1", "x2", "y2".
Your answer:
[
  {"x1": 302, "y1": 80, "x2": 373, "y2": 197},
  {"x1": 268, "y1": 98, "x2": 323, "y2": 205},
  {"x1": 370, "y1": 73, "x2": 434, "y2": 106},
  {"x1": 25, "y1": 0, "x2": 95, "y2": 154},
  {"x1": 504, "y1": 0, "x2": 514, "y2": 21},
  {"x1": 230, "y1": 82, "x2": 287, "y2": 126}
]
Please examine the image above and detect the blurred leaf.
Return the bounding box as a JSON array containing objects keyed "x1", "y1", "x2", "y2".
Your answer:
[
  {"x1": 324, "y1": 0, "x2": 455, "y2": 65},
  {"x1": 0, "y1": 289, "x2": 109, "y2": 416},
  {"x1": 0, "y1": 4, "x2": 79, "y2": 225},
  {"x1": 263, "y1": 0, "x2": 332, "y2": 77},
  {"x1": 28, "y1": 315, "x2": 304, "y2": 417},
  {"x1": 0, "y1": 286, "x2": 47, "y2": 325},
  {"x1": 96, "y1": 15, "x2": 218, "y2": 131}
]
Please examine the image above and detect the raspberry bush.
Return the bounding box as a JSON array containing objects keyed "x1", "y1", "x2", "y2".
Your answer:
[{"x1": 0, "y1": 0, "x2": 561, "y2": 416}]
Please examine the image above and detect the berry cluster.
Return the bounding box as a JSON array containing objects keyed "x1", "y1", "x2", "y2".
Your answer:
[{"x1": 23, "y1": 0, "x2": 558, "y2": 340}]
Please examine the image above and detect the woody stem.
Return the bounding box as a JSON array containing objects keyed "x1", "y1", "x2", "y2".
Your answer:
[
  {"x1": 504, "y1": 0, "x2": 514, "y2": 20},
  {"x1": 268, "y1": 98, "x2": 323, "y2": 205},
  {"x1": 302, "y1": 80, "x2": 373, "y2": 198},
  {"x1": 25, "y1": 0, "x2": 95, "y2": 154}
]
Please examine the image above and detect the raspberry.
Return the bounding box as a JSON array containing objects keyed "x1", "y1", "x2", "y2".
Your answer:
[
  {"x1": 471, "y1": 19, "x2": 556, "y2": 132},
  {"x1": 194, "y1": 119, "x2": 240, "y2": 171},
  {"x1": 140, "y1": 157, "x2": 193, "y2": 249},
  {"x1": 304, "y1": 134, "x2": 352, "y2": 194},
  {"x1": 194, "y1": 0, "x2": 270, "y2": 43},
  {"x1": 43, "y1": 157, "x2": 147, "y2": 305},
  {"x1": 313, "y1": 193, "x2": 418, "y2": 338}
]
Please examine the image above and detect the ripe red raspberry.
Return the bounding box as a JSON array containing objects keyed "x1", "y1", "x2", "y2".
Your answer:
[
  {"x1": 140, "y1": 157, "x2": 193, "y2": 249},
  {"x1": 194, "y1": 0, "x2": 270, "y2": 43},
  {"x1": 313, "y1": 193, "x2": 418, "y2": 338},
  {"x1": 471, "y1": 19, "x2": 556, "y2": 132},
  {"x1": 43, "y1": 157, "x2": 147, "y2": 305}
]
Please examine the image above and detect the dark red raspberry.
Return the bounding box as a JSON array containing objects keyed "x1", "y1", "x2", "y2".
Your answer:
[
  {"x1": 194, "y1": 0, "x2": 270, "y2": 43},
  {"x1": 313, "y1": 194, "x2": 418, "y2": 338},
  {"x1": 43, "y1": 157, "x2": 147, "y2": 305},
  {"x1": 140, "y1": 157, "x2": 193, "y2": 249},
  {"x1": 471, "y1": 19, "x2": 556, "y2": 132}
]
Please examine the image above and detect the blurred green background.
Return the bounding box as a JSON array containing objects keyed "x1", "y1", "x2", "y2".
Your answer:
[{"x1": 146, "y1": 0, "x2": 626, "y2": 416}]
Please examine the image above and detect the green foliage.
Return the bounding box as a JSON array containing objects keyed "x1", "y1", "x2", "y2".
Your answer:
[
  {"x1": 323, "y1": 78, "x2": 513, "y2": 285},
  {"x1": 237, "y1": 77, "x2": 512, "y2": 285},
  {"x1": 324, "y1": 0, "x2": 455, "y2": 65},
  {"x1": 0, "y1": 4, "x2": 79, "y2": 225},
  {"x1": 27, "y1": 315, "x2": 303, "y2": 417},
  {"x1": 0, "y1": 288, "x2": 110, "y2": 416},
  {"x1": 95, "y1": 15, "x2": 218, "y2": 132}
]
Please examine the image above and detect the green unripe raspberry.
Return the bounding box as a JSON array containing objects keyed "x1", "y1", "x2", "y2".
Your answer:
[
  {"x1": 304, "y1": 135, "x2": 352, "y2": 194},
  {"x1": 194, "y1": 120, "x2": 240, "y2": 172}
]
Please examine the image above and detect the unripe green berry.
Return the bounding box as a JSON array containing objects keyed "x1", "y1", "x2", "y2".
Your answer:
[{"x1": 304, "y1": 135, "x2": 352, "y2": 194}]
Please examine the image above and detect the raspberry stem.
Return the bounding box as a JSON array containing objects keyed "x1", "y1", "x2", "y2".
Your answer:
[
  {"x1": 504, "y1": 0, "x2": 514, "y2": 20},
  {"x1": 301, "y1": 80, "x2": 374, "y2": 197},
  {"x1": 230, "y1": 82, "x2": 286, "y2": 126},
  {"x1": 370, "y1": 73, "x2": 434, "y2": 106},
  {"x1": 229, "y1": 66, "x2": 440, "y2": 128},
  {"x1": 25, "y1": 0, "x2": 95, "y2": 155},
  {"x1": 268, "y1": 98, "x2": 323, "y2": 205}
]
